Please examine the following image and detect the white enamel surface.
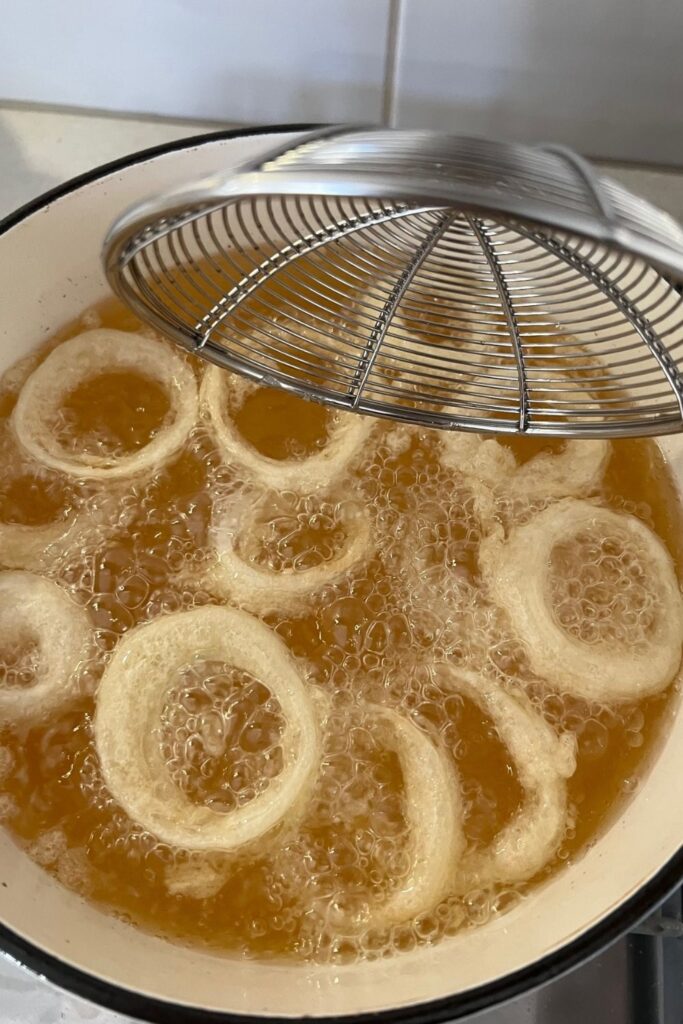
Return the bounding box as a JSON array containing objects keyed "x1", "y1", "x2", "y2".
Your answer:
[{"x1": 0, "y1": 129, "x2": 682, "y2": 1019}]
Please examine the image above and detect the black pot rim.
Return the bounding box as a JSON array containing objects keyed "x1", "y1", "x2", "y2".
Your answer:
[{"x1": 0, "y1": 121, "x2": 682, "y2": 1024}]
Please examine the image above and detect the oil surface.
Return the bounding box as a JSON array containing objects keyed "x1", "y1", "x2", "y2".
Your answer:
[{"x1": 0, "y1": 297, "x2": 680, "y2": 964}]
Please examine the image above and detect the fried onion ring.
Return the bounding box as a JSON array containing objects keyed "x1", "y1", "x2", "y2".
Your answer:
[
  {"x1": 341, "y1": 705, "x2": 464, "y2": 932},
  {"x1": 381, "y1": 312, "x2": 489, "y2": 394},
  {"x1": 0, "y1": 571, "x2": 91, "y2": 723},
  {"x1": 200, "y1": 368, "x2": 373, "y2": 491},
  {"x1": 94, "y1": 605, "x2": 322, "y2": 851},
  {"x1": 436, "y1": 666, "x2": 576, "y2": 889},
  {"x1": 480, "y1": 499, "x2": 683, "y2": 702},
  {"x1": 13, "y1": 330, "x2": 198, "y2": 479},
  {"x1": 206, "y1": 495, "x2": 373, "y2": 616}
]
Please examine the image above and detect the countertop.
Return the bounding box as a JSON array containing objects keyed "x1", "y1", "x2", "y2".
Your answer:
[{"x1": 1, "y1": 102, "x2": 683, "y2": 1024}]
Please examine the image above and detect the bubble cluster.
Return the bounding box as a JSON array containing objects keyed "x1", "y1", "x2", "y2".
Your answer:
[
  {"x1": 550, "y1": 530, "x2": 659, "y2": 648},
  {"x1": 269, "y1": 714, "x2": 407, "y2": 943},
  {"x1": 0, "y1": 636, "x2": 40, "y2": 690},
  {"x1": 159, "y1": 662, "x2": 285, "y2": 813},
  {"x1": 238, "y1": 491, "x2": 352, "y2": 573}
]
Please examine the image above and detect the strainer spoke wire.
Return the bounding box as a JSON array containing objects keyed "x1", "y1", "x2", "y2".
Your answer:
[{"x1": 104, "y1": 128, "x2": 683, "y2": 438}]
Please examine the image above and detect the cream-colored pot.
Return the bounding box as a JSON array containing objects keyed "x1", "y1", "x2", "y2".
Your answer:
[{"x1": 0, "y1": 127, "x2": 681, "y2": 1023}]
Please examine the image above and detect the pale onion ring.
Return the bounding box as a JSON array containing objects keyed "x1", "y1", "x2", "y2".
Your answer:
[
  {"x1": 200, "y1": 367, "x2": 373, "y2": 492},
  {"x1": 382, "y1": 312, "x2": 489, "y2": 393},
  {"x1": 438, "y1": 432, "x2": 514, "y2": 528},
  {"x1": 439, "y1": 431, "x2": 515, "y2": 489},
  {"x1": 206, "y1": 495, "x2": 373, "y2": 616},
  {"x1": 480, "y1": 499, "x2": 683, "y2": 702},
  {"x1": 439, "y1": 432, "x2": 610, "y2": 502},
  {"x1": 340, "y1": 705, "x2": 464, "y2": 933},
  {"x1": 0, "y1": 571, "x2": 91, "y2": 723},
  {"x1": 505, "y1": 439, "x2": 611, "y2": 502},
  {"x1": 436, "y1": 666, "x2": 576, "y2": 889},
  {"x1": 0, "y1": 516, "x2": 81, "y2": 571},
  {"x1": 94, "y1": 605, "x2": 322, "y2": 852},
  {"x1": 0, "y1": 487, "x2": 128, "y2": 572},
  {"x1": 12, "y1": 329, "x2": 198, "y2": 479}
]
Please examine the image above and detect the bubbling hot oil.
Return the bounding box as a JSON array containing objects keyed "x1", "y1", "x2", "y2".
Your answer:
[{"x1": 0, "y1": 297, "x2": 680, "y2": 964}]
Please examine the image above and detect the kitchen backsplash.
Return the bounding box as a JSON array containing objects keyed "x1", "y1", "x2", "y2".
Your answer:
[{"x1": 0, "y1": 0, "x2": 682, "y2": 165}]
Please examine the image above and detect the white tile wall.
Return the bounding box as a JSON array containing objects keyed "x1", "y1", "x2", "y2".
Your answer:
[
  {"x1": 0, "y1": 0, "x2": 390, "y2": 124},
  {"x1": 1, "y1": 0, "x2": 683, "y2": 172},
  {"x1": 391, "y1": 0, "x2": 683, "y2": 165}
]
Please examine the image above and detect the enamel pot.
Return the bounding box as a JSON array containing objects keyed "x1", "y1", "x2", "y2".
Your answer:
[{"x1": 0, "y1": 125, "x2": 681, "y2": 1023}]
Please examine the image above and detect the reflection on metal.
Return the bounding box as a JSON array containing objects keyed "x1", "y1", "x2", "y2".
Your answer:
[{"x1": 106, "y1": 128, "x2": 683, "y2": 438}]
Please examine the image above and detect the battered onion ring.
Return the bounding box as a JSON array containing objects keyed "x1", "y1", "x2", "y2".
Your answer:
[
  {"x1": 439, "y1": 432, "x2": 610, "y2": 502},
  {"x1": 505, "y1": 440, "x2": 611, "y2": 502},
  {"x1": 341, "y1": 705, "x2": 464, "y2": 933},
  {"x1": 206, "y1": 496, "x2": 373, "y2": 616},
  {"x1": 383, "y1": 312, "x2": 488, "y2": 392},
  {"x1": 94, "y1": 605, "x2": 322, "y2": 852},
  {"x1": 0, "y1": 487, "x2": 127, "y2": 572},
  {"x1": 436, "y1": 666, "x2": 576, "y2": 889},
  {"x1": 0, "y1": 516, "x2": 80, "y2": 571},
  {"x1": 13, "y1": 329, "x2": 198, "y2": 479},
  {"x1": 0, "y1": 571, "x2": 91, "y2": 723},
  {"x1": 439, "y1": 432, "x2": 515, "y2": 488},
  {"x1": 480, "y1": 499, "x2": 683, "y2": 702},
  {"x1": 200, "y1": 368, "x2": 373, "y2": 492}
]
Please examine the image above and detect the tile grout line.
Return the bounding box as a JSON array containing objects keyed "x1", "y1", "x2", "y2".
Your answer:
[{"x1": 381, "y1": 0, "x2": 403, "y2": 127}]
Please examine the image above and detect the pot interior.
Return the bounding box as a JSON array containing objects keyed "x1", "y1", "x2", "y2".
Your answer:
[{"x1": 0, "y1": 129, "x2": 681, "y2": 1021}]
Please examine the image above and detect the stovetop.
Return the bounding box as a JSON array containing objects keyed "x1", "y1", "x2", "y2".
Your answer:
[{"x1": 470, "y1": 888, "x2": 683, "y2": 1024}]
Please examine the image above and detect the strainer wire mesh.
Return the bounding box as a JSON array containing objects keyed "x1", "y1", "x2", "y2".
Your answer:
[{"x1": 106, "y1": 129, "x2": 683, "y2": 439}]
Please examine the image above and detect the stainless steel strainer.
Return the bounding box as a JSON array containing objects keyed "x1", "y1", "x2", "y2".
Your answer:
[{"x1": 103, "y1": 127, "x2": 683, "y2": 438}]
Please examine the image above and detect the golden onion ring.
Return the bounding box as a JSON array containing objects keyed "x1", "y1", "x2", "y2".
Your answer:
[
  {"x1": 94, "y1": 605, "x2": 322, "y2": 852},
  {"x1": 201, "y1": 368, "x2": 373, "y2": 492},
  {"x1": 480, "y1": 499, "x2": 683, "y2": 702},
  {"x1": 0, "y1": 571, "x2": 91, "y2": 723},
  {"x1": 13, "y1": 330, "x2": 198, "y2": 479},
  {"x1": 340, "y1": 705, "x2": 464, "y2": 933},
  {"x1": 206, "y1": 496, "x2": 373, "y2": 616},
  {"x1": 437, "y1": 666, "x2": 576, "y2": 889}
]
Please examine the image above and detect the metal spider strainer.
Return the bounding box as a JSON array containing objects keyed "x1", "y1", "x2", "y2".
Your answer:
[{"x1": 103, "y1": 126, "x2": 683, "y2": 438}]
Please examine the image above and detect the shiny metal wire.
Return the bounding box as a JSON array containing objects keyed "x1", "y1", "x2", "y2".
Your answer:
[{"x1": 104, "y1": 128, "x2": 683, "y2": 437}]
